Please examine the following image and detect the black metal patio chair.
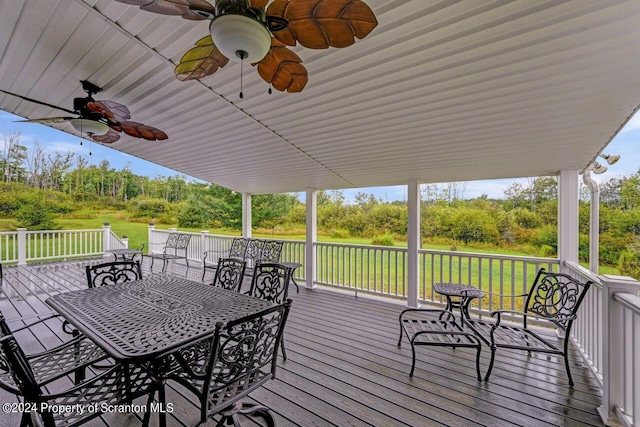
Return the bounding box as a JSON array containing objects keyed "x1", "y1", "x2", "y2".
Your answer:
[
  {"x1": 463, "y1": 268, "x2": 592, "y2": 386},
  {"x1": 201, "y1": 237, "x2": 249, "y2": 281},
  {"x1": 398, "y1": 308, "x2": 482, "y2": 379},
  {"x1": 148, "y1": 232, "x2": 192, "y2": 273},
  {"x1": 0, "y1": 330, "x2": 154, "y2": 427},
  {"x1": 0, "y1": 307, "x2": 155, "y2": 426},
  {"x1": 85, "y1": 260, "x2": 142, "y2": 288},
  {"x1": 161, "y1": 300, "x2": 292, "y2": 426},
  {"x1": 211, "y1": 258, "x2": 246, "y2": 292},
  {"x1": 0, "y1": 310, "x2": 106, "y2": 389},
  {"x1": 246, "y1": 262, "x2": 292, "y2": 360}
]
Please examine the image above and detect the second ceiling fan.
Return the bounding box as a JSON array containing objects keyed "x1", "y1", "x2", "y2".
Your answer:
[{"x1": 115, "y1": 0, "x2": 378, "y2": 93}]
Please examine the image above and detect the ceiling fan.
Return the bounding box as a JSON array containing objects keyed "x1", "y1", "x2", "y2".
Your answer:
[
  {"x1": 0, "y1": 80, "x2": 168, "y2": 143},
  {"x1": 115, "y1": 0, "x2": 378, "y2": 94}
]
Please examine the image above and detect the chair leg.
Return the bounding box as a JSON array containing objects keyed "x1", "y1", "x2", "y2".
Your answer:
[
  {"x1": 564, "y1": 353, "x2": 574, "y2": 387},
  {"x1": 280, "y1": 337, "x2": 287, "y2": 361},
  {"x1": 143, "y1": 387, "x2": 156, "y2": 427},
  {"x1": 484, "y1": 347, "x2": 497, "y2": 381},
  {"x1": 409, "y1": 343, "x2": 417, "y2": 377},
  {"x1": 474, "y1": 346, "x2": 482, "y2": 382},
  {"x1": 218, "y1": 402, "x2": 275, "y2": 427}
]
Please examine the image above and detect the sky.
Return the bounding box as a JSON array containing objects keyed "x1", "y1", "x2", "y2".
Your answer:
[{"x1": 1, "y1": 108, "x2": 639, "y2": 201}]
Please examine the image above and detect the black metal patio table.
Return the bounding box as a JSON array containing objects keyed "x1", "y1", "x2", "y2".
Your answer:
[
  {"x1": 105, "y1": 248, "x2": 143, "y2": 261},
  {"x1": 46, "y1": 275, "x2": 275, "y2": 426},
  {"x1": 433, "y1": 282, "x2": 484, "y2": 321}
]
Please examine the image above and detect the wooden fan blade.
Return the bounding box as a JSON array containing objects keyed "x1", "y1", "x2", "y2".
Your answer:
[
  {"x1": 87, "y1": 100, "x2": 131, "y2": 122},
  {"x1": 17, "y1": 117, "x2": 74, "y2": 124},
  {"x1": 114, "y1": 0, "x2": 214, "y2": 20},
  {"x1": 0, "y1": 89, "x2": 76, "y2": 115},
  {"x1": 268, "y1": 0, "x2": 377, "y2": 49},
  {"x1": 175, "y1": 36, "x2": 230, "y2": 81},
  {"x1": 117, "y1": 121, "x2": 168, "y2": 141},
  {"x1": 249, "y1": 0, "x2": 269, "y2": 7},
  {"x1": 92, "y1": 128, "x2": 121, "y2": 144},
  {"x1": 256, "y1": 39, "x2": 308, "y2": 93}
]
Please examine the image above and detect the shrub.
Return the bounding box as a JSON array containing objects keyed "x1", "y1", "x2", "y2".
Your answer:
[
  {"x1": 331, "y1": 228, "x2": 350, "y2": 239},
  {"x1": 371, "y1": 233, "x2": 395, "y2": 246},
  {"x1": 451, "y1": 208, "x2": 500, "y2": 244},
  {"x1": 177, "y1": 203, "x2": 205, "y2": 228},
  {"x1": 129, "y1": 197, "x2": 170, "y2": 218},
  {"x1": 618, "y1": 250, "x2": 640, "y2": 280},
  {"x1": 509, "y1": 208, "x2": 542, "y2": 229},
  {"x1": 538, "y1": 244, "x2": 555, "y2": 257},
  {"x1": 15, "y1": 201, "x2": 58, "y2": 230}
]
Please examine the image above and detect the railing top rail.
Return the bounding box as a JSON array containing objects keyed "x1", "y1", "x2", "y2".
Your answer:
[
  {"x1": 564, "y1": 261, "x2": 604, "y2": 289},
  {"x1": 0, "y1": 231, "x2": 18, "y2": 236},
  {"x1": 419, "y1": 248, "x2": 559, "y2": 263},
  {"x1": 612, "y1": 292, "x2": 640, "y2": 313},
  {"x1": 25, "y1": 229, "x2": 104, "y2": 234},
  {"x1": 315, "y1": 241, "x2": 408, "y2": 252}
]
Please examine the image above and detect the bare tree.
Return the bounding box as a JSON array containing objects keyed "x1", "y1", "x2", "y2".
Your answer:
[
  {"x1": 1, "y1": 130, "x2": 26, "y2": 183},
  {"x1": 26, "y1": 140, "x2": 46, "y2": 189}
]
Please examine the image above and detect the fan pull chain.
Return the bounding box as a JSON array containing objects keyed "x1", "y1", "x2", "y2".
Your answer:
[
  {"x1": 87, "y1": 133, "x2": 93, "y2": 156},
  {"x1": 268, "y1": 84, "x2": 272, "y2": 95},
  {"x1": 79, "y1": 119, "x2": 83, "y2": 146},
  {"x1": 239, "y1": 57, "x2": 244, "y2": 99}
]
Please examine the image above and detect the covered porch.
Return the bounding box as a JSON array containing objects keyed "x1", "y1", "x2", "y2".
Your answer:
[
  {"x1": 2, "y1": 1, "x2": 640, "y2": 426},
  {"x1": 0, "y1": 258, "x2": 604, "y2": 426}
]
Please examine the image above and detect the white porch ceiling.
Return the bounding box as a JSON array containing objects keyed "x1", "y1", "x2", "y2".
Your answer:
[{"x1": 1, "y1": 0, "x2": 640, "y2": 194}]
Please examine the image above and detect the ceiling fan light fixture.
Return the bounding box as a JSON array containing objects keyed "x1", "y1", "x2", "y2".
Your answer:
[
  {"x1": 70, "y1": 118, "x2": 110, "y2": 136},
  {"x1": 209, "y1": 14, "x2": 271, "y2": 63}
]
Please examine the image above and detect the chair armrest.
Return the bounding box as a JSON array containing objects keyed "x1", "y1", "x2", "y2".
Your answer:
[
  {"x1": 7, "y1": 313, "x2": 69, "y2": 334},
  {"x1": 488, "y1": 309, "x2": 527, "y2": 327},
  {"x1": 399, "y1": 308, "x2": 456, "y2": 322}
]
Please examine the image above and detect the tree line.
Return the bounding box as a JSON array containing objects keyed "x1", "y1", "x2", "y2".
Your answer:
[{"x1": 2, "y1": 130, "x2": 639, "y2": 279}]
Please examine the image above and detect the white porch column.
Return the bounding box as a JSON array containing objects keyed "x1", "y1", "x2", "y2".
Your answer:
[
  {"x1": 558, "y1": 170, "x2": 579, "y2": 265},
  {"x1": 305, "y1": 189, "x2": 317, "y2": 289},
  {"x1": 148, "y1": 223, "x2": 155, "y2": 254},
  {"x1": 242, "y1": 193, "x2": 252, "y2": 238},
  {"x1": 407, "y1": 180, "x2": 420, "y2": 308},
  {"x1": 102, "y1": 222, "x2": 111, "y2": 257},
  {"x1": 17, "y1": 228, "x2": 27, "y2": 266}
]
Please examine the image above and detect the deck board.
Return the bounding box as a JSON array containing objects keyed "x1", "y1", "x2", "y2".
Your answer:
[{"x1": 0, "y1": 259, "x2": 604, "y2": 427}]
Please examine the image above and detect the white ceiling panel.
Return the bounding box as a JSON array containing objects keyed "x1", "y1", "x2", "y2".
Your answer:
[{"x1": 1, "y1": 0, "x2": 640, "y2": 194}]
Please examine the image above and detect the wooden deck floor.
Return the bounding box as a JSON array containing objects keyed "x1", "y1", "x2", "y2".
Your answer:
[{"x1": 0, "y1": 258, "x2": 604, "y2": 427}]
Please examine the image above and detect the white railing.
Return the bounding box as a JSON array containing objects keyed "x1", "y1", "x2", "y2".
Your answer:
[
  {"x1": 0, "y1": 231, "x2": 18, "y2": 263},
  {"x1": 563, "y1": 261, "x2": 604, "y2": 387},
  {"x1": 152, "y1": 228, "x2": 563, "y2": 313},
  {"x1": 599, "y1": 274, "x2": 640, "y2": 427},
  {"x1": 108, "y1": 229, "x2": 127, "y2": 251},
  {"x1": 24, "y1": 229, "x2": 104, "y2": 261},
  {"x1": 315, "y1": 242, "x2": 408, "y2": 297},
  {"x1": 610, "y1": 291, "x2": 640, "y2": 427},
  {"x1": 419, "y1": 250, "x2": 559, "y2": 315},
  {"x1": 0, "y1": 224, "x2": 129, "y2": 265}
]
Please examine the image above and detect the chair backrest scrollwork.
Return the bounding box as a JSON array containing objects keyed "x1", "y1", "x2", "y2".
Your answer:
[
  {"x1": 524, "y1": 268, "x2": 592, "y2": 330},
  {"x1": 212, "y1": 258, "x2": 246, "y2": 292},
  {"x1": 247, "y1": 263, "x2": 291, "y2": 304},
  {"x1": 86, "y1": 261, "x2": 142, "y2": 288}
]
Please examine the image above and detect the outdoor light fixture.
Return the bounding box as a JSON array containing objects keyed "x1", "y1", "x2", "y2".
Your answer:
[
  {"x1": 209, "y1": 14, "x2": 271, "y2": 63},
  {"x1": 70, "y1": 118, "x2": 110, "y2": 136},
  {"x1": 591, "y1": 162, "x2": 608, "y2": 174},
  {"x1": 599, "y1": 153, "x2": 620, "y2": 165}
]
